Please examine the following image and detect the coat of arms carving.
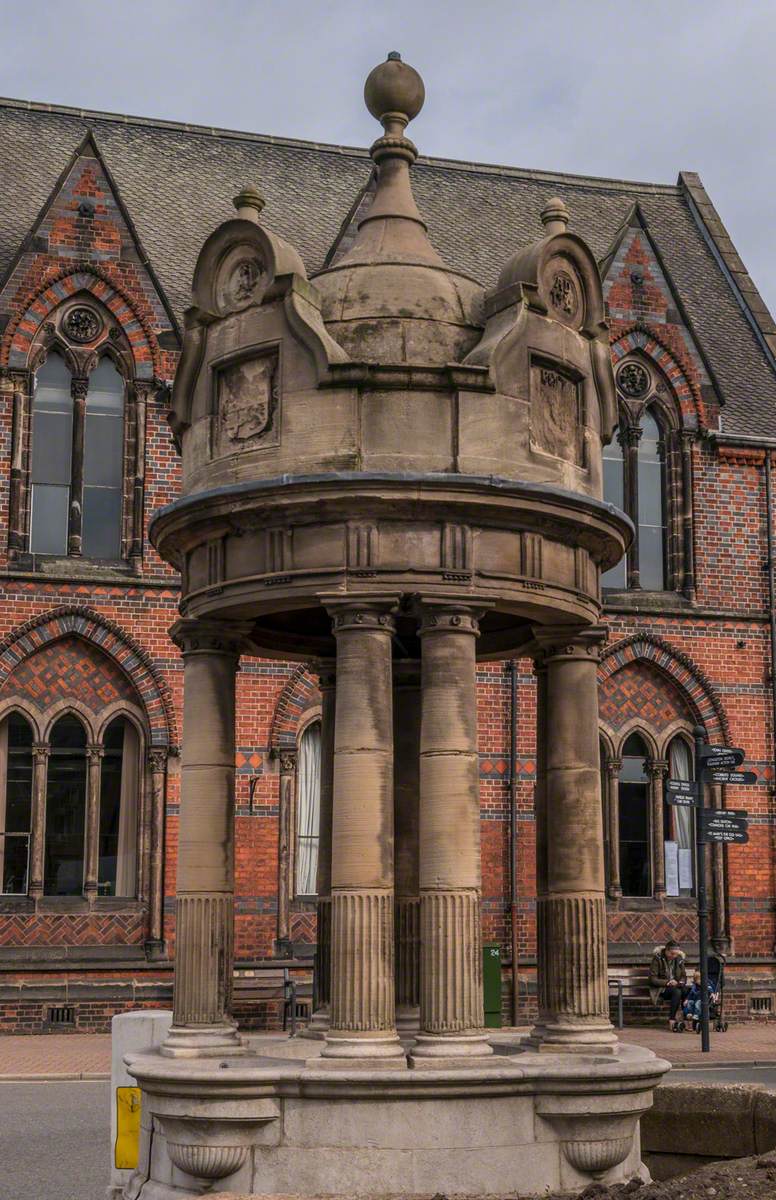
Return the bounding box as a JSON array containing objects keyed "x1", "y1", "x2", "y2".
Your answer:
[
  {"x1": 530, "y1": 358, "x2": 584, "y2": 467},
  {"x1": 218, "y1": 351, "x2": 279, "y2": 447}
]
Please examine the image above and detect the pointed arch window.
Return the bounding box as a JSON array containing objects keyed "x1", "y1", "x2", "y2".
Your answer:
[
  {"x1": 617, "y1": 732, "x2": 651, "y2": 897},
  {"x1": 98, "y1": 716, "x2": 140, "y2": 897},
  {"x1": 44, "y1": 715, "x2": 88, "y2": 896},
  {"x1": 295, "y1": 720, "x2": 321, "y2": 897},
  {"x1": 602, "y1": 356, "x2": 694, "y2": 596},
  {"x1": 27, "y1": 350, "x2": 127, "y2": 563},
  {"x1": 0, "y1": 714, "x2": 34, "y2": 894}
]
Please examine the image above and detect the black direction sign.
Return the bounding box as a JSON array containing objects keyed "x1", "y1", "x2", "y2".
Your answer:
[
  {"x1": 701, "y1": 769, "x2": 758, "y2": 786},
  {"x1": 699, "y1": 809, "x2": 749, "y2": 844},
  {"x1": 698, "y1": 746, "x2": 745, "y2": 769},
  {"x1": 665, "y1": 779, "x2": 701, "y2": 807}
]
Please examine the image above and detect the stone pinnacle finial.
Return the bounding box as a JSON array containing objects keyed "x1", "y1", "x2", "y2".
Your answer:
[
  {"x1": 232, "y1": 186, "x2": 265, "y2": 223},
  {"x1": 364, "y1": 53, "x2": 425, "y2": 163},
  {"x1": 540, "y1": 197, "x2": 570, "y2": 237}
]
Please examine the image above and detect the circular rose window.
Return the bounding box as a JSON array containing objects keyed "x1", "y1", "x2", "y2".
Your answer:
[
  {"x1": 616, "y1": 361, "x2": 650, "y2": 398},
  {"x1": 63, "y1": 306, "x2": 104, "y2": 344}
]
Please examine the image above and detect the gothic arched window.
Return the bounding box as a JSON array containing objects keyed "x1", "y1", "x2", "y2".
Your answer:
[
  {"x1": 617, "y1": 732, "x2": 651, "y2": 897},
  {"x1": 30, "y1": 353, "x2": 73, "y2": 556},
  {"x1": 295, "y1": 720, "x2": 321, "y2": 896},
  {"x1": 0, "y1": 714, "x2": 34, "y2": 894},
  {"x1": 602, "y1": 356, "x2": 693, "y2": 596},
  {"x1": 98, "y1": 716, "x2": 140, "y2": 897},
  {"x1": 28, "y1": 352, "x2": 126, "y2": 562},
  {"x1": 44, "y1": 714, "x2": 88, "y2": 896}
]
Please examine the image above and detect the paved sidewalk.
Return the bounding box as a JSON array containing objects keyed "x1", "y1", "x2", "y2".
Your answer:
[{"x1": 1, "y1": 1023, "x2": 775, "y2": 1078}]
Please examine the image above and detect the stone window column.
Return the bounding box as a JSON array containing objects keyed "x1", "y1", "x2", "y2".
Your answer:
[
  {"x1": 28, "y1": 744, "x2": 49, "y2": 901},
  {"x1": 276, "y1": 749, "x2": 297, "y2": 954},
  {"x1": 393, "y1": 659, "x2": 421, "y2": 1035},
  {"x1": 309, "y1": 659, "x2": 335, "y2": 1034},
  {"x1": 68, "y1": 376, "x2": 89, "y2": 557},
  {"x1": 146, "y1": 749, "x2": 167, "y2": 953},
  {"x1": 161, "y1": 618, "x2": 250, "y2": 1058},
  {"x1": 84, "y1": 744, "x2": 104, "y2": 902},
  {"x1": 412, "y1": 605, "x2": 493, "y2": 1066},
  {"x1": 646, "y1": 759, "x2": 668, "y2": 899},
  {"x1": 321, "y1": 601, "x2": 405, "y2": 1066},
  {"x1": 605, "y1": 758, "x2": 622, "y2": 899},
  {"x1": 530, "y1": 626, "x2": 617, "y2": 1053}
]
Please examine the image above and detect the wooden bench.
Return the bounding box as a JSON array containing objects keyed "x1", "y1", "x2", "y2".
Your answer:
[
  {"x1": 608, "y1": 966, "x2": 655, "y2": 1029},
  {"x1": 233, "y1": 965, "x2": 298, "y2": 1034}
]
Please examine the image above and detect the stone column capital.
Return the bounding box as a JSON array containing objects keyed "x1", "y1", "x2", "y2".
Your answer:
[
  {"x1": 70, "y1": 376, "x2": 90, "y2": 402},
  {"x1": 86, "y1": 744, "x2": 105, "y2": 761},
  {"x1": 645, "y1": 758, "x2": 669, "y2": 779},
  {"x1": 147, "y1": 748, "x2": 168, "y2": 774},
  {"x1": 326, "y1": 600, "x2": 398, "y2": 635},
  {"x1": 170, "y1": 617, "x2": 252, "y2": 658},
  {"x1": 417, "y1": 605, "x2": 482, "y2": 638},
  {"x1": 532, "y1": 623, "x2": 608, "y2": 664},
  {"x1": 313, "y1": 656, "x2": 337, "y2": 692},
  {"x1": 278, "y1": 749, "x2": 297, "y2": 775},
  {"x1": 605, "y1": 757, "x2": 622, "y2": 777},
  {"x1": 621, "y1": 423, "x2": 643, "y2": 448},
  {"x1": 32, "y1": 743, "x2": 50, "y2": 761}
]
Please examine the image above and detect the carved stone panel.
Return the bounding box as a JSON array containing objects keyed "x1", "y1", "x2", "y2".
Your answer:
[
  {"x1": 214, "y1": 245, "x2": 268, "y2": 314},
  {"x1": 215, "y1": 350, "x2": 279, "y2": 454},
  {"x1": 530, "y1": 357, "x2": 584, "y2": 467},
  {"x1": 544, "y1": 255, "x2": 584, "y2": 328}
]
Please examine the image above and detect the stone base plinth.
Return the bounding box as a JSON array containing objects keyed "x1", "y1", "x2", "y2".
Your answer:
[{"x1": 124, "y1": 1035, "x2": 669, "y2": 1199}]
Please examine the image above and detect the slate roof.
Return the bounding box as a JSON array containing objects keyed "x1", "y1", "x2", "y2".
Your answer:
[{"x1": 1, "y1": 96, "x2": 775, "y2": 438}]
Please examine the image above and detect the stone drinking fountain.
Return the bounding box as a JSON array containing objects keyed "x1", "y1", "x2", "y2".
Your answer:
[{"x1": 125, "y1": 53, "x2": 669, "y2": 1200}]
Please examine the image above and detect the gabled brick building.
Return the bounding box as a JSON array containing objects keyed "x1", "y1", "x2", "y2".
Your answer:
[{"x1": 1, "y1": 96, "x2": 775, "y2": 1031}]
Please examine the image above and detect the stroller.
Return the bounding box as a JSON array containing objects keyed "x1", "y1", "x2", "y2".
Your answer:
[{"x1": 689, "y1": 952, "x2": 728, "y2": 1034}]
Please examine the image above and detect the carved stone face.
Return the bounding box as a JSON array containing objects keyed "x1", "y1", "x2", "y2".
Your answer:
[{"x1": 218, "y1": 352, "x2": 278, "y2": 445}]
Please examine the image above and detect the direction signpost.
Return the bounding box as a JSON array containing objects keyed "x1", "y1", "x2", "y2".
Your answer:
[{"x1": 664, "y1": 732, "x2": 756, "y2": 1053}]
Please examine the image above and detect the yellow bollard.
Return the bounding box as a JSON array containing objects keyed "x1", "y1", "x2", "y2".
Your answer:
[{"x1": 115, "y1": 1086, "x2": 141, "y2": 1169}]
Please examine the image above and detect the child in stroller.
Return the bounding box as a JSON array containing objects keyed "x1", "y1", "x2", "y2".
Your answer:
[{"x1": 683, "y1": 954, "x2": 728, "y2": 1033}]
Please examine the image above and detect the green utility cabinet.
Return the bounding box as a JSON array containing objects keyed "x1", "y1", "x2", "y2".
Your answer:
[{"x1": 483, "y1": 941, "x2": 502, "y2": 1028}]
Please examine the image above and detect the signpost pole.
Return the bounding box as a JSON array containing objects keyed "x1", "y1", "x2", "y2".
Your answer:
[{"x1": 694, "y1": 725, "x2": 711, "y2": 1053}]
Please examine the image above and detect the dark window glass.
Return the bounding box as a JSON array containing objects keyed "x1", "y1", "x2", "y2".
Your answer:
[
  {"x1": 637, "y1": 410, "x2": 666, "y2": 590},
  {"x1": 44, "y1": 715, "x2": 87, "y2": 896},
  {"x1": 618, "y1": 733, "x2": 650, "y2": 896},
  {"x1": 601, "y1": 430, "x2": 626, "y2": 589},
  {"x1": 1, "y1": 714, "x2": 33, "y2": 894},
  {"x1": 30, "y1": 354, "x2": 72, "y2": 555},
  {"x1": 99, "y1": 718, "x2": 125, "y2": 896},
  {"x1": 83, "y1": 359, "x2": 124, "y2": 560}
]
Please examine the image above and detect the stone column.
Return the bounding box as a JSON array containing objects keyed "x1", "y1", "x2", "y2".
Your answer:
[
  {"x1": 412, "y1": 605, "x2": 493, "y2": 1066},
  {"x1": 530, "y1": 626, "x2": 617, "y2": 1053},
  {"x1": 309, "y1": 659, "x2": 335, "y2": 1034},
  {"x1": 647, "y1": 760, "x2": 668, "y2": 899},
  {"x1": 161, "y1": 619, "x2": 248, "y2": 1058},
  {"x1": 146, "y1": 749, "x2": 167, "y2": 953},
  {"x1": 605, "y1": 758, "x2": 622, "y2": 899},
  {"x1": 393, "y1": 659, "x2": 421, "y2": 1035},
  {"x1": 84, "y1": 744, "x2": 104, "y2": 902},
  {"x1": 28, "y1": 744, "x2": 49, "y2": 900},
  {"x1": 276, "y1": 750, "x2": 296, "y2": 955},
  {"x1": 321, "y1": 601, "x2": 404, "y2": 1066}
]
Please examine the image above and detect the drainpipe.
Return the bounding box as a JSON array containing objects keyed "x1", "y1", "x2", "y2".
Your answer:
[{"x1": 509, "y1": 658, "x2": 520, "y2": 1026}]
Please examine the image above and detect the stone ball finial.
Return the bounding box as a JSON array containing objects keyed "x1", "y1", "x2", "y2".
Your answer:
[
  {"x1": 540, "y1": 197, "x2": 570, "y2": 237},
  {"x1": 232, "y1": 186, "x2": 266, "y2": 223},
  {"x1": 364, "y1": 53, "x2": 425, "y2": 127}
]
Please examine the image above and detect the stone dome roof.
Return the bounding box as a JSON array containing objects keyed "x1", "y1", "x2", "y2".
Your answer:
[{"x1": 312, "y1": 54, "x2": 483, "y2": 365}]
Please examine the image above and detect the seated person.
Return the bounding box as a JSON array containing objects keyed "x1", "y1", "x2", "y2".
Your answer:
[
  {"x1": 649, "y1": 939, "x2": 688, "y2": 1030},
  {"x1": 683, "y1": 970, "x2": 719, "y2": 1023}
]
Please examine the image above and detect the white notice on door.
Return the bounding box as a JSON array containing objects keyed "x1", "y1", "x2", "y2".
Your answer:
[{"x1": 664, "y1": 840, "x2": 679, "y2": 897}]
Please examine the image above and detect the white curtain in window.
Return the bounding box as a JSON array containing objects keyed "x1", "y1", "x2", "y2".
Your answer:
[
  {"x1": 115, "y1": 722, "x2": 139, "y2": 897},
  {"x1": 669, "y1": 736, "x2": 694, "y2": 889},
  {"x1": 295, "y1": 723, "x2": 321, "y2": 895}
]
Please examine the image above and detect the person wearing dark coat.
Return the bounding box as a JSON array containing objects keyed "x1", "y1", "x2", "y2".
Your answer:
[{"x1": 649, "y1": 939, "x2": 688, "y2": 1029}]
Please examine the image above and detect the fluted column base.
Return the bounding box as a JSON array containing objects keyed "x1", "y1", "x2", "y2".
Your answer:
[
  {"x1": 528, "y1": 894, "x2": 617, "y2": 1053},
  {"x1": 161, "y1": 893, "x2": 245, "y2": 1058},
  {"x1": 411, "y1": 889, "x2": 492, "y2": 1066},
  {"x1": 322, "y1": 889, "x2": 405, "y2": 1067}
]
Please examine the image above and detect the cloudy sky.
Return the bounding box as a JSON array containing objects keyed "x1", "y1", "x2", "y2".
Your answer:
[{"x1": 3, "y1": 0, "x2": 774, "y2": 309}]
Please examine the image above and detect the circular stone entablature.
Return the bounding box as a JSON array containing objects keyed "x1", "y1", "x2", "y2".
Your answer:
[{"x1": 150, "y1": 473, "x2": 631, "y2": 661}]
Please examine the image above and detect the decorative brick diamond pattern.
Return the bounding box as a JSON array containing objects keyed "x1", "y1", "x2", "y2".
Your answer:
[
  {"x1": 599, "y1": 662, "x2": 692, "y2": 733},
  {"x1": 1, "y1": 637, "x2": 137, "y2": 712}
]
